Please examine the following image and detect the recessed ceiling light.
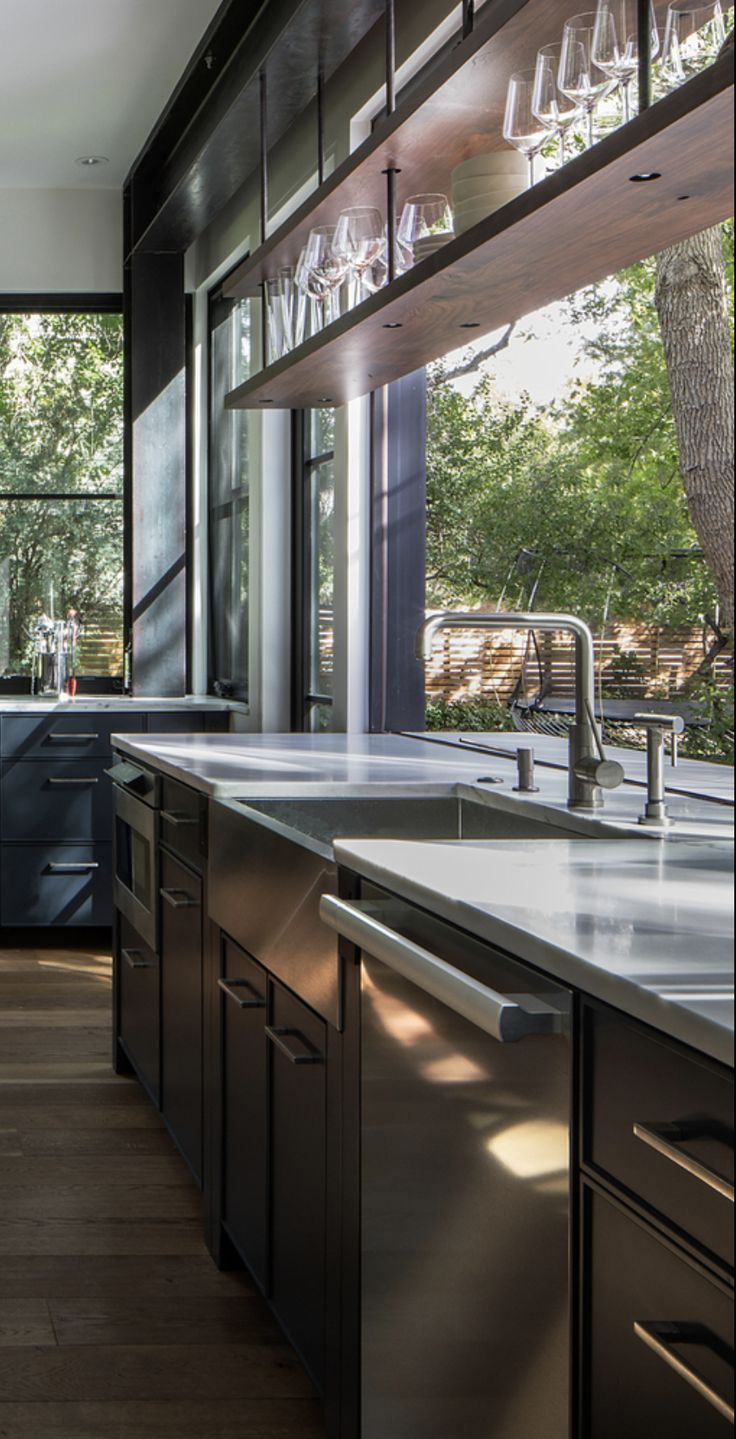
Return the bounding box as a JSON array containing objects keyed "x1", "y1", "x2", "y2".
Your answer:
[
  {"x1": 75, "y1": 155, "x2": 110, "y2": 168},
  {"x1": 629, "y1": 171, "x2": 661, "y2": 183},
  {"x1": 383, "y1": 322, "x2": 402, "y2": 329}
]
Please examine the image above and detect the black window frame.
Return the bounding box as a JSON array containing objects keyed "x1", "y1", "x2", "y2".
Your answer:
[
  {"x1": 0, "y1": 292, "x2": 126, "y2": 694},
  {"x1": 292, "y1": 409, "x2": 336, "y2": 731}
]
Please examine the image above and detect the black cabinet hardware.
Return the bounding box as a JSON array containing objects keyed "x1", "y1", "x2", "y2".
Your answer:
[
  {"x1": 633, "y1": 1122, "x2": 735, "y2": 1204},
  {"x1": 633, "y1": 1321, "x2": 735, "y2": 1425},
  {"x1": 266, "y1": 1025, "x2": 324, "y2": 1065},
  {"x1": 218, "y1": 977, "x2": 266, "y2": 1009},
  {"x1": 47, "y1": 861, "x2": 100, "y2": 874},
  {"x1": 161, "y1": 809, "x2": 198, "y2": 826},
  {"x1": 47, "y1": 776, "x2": 100, "y2": 786},
  {"x1": 122, "y1": 947, "x2": 151, "y2": 970},
  {"x1": 160, "y1": 887, "x2": 200, "y2": 909}
]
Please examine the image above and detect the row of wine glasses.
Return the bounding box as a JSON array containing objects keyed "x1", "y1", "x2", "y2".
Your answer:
[
  {"x1": 264, "y1": 195, "x2": 455, "y2": 360},
  {"x1": 504, "y1": 1, "x2": 728, "y2": 183}
]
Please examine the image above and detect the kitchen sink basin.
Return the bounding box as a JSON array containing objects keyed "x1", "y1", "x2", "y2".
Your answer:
[{"x1": 241, "y1": 793, "x2": 574, "y2": 846}]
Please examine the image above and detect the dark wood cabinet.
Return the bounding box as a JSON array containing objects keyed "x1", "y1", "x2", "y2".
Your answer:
[
  {"x1": 584, "y1": 1188, "x2": 734, "y2": 1437},
  {"x1": 160, "y1": 848, "x2": 204, "y2": 1182},
  {"x1": 269, "y1": 979, "x2": 327, "y2": 1390},
  {"x1": 220, "y1": 936, "x2": 269, "y2": 1290},
  {"x1": 118, "y1": 913, "x2": 160, "y2": 1104}
]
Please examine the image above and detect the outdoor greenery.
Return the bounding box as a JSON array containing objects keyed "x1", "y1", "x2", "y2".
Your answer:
[
  {"x1": 0, "y1": 311, "x2": 124, "y2": 675},
  {"x1": 425, "y1": 227, "x2": 734, "y2": 759}
]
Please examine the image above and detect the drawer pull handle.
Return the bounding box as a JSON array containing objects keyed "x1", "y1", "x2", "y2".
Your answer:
[
  {"x1": 218, "y1": 978, "x2": 266, "y2": 1009},
  {"x1": 161, "y1": 810, "x2": 198, "y2": 827},
  {"x1": 634, "y1": 1321, "x2": 735, "y2": 1424},
  {"x1": 48, "y1": 777, "x2": 100, "y2": 786},
  {"x1": 633, "y1": 1122, "x2": 734, "y2": 1203},
  {"x1": 48, "y1": 732, "x2": 99, "y2": 742},
  {"x1": 265, "y1": 1025, "x2": 323, "y2": 1066},
  {"x1": 160, "y1": 887, "x2": 200, "y2": 909},
  {"x1": 122, "y1": 948, "x2": 151, "y2": 970},
  {"x1": 47, "y1": 862, "x2": 100, "y2": 874}
]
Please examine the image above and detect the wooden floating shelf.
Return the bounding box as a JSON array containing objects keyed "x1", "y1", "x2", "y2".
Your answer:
[
  {"x1": 223, "y1": 0, "x2": 678, "y2": 299},
  {"x1": 225, "y1": 57, "x2": 734, "y2": 412}
]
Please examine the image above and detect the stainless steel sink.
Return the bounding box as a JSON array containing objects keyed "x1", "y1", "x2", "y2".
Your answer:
[{"x1": 241, "y1": 794, "x2": 573, "y2": 846}]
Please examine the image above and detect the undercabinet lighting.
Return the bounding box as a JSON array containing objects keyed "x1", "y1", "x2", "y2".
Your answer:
[
  {"x1": 629, "y1": 171, "x2": 662, "y2": 182},
  {"x1": 75, "y1": 155, "x2": 109, "y2": 167},
  {"x1": 460, "y1": 322, "x2": 480, "y2": 328},
  {"x1": 383, "y1": 322, "x2": 403, "y2": 329}
]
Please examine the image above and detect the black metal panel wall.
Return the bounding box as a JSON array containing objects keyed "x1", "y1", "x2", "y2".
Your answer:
[
  {"x1": 128, "y1": 253, "x2": 187, "y2": 696},
  {"x1": 370, "y1": 371, "x2": 427, "y2": 733}
]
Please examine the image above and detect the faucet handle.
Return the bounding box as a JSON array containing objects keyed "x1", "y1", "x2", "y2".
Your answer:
[
  {"x1": 573, "y1": 755, "x2": 625, "y2": 790},
  {"x1": 634, "y1": 712, "x2": 686, "y2": 734}
]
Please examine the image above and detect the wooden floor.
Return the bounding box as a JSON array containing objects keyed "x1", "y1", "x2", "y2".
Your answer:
[{"x1": 0, "y1": 938, "x2": 324, "y2": 1439}]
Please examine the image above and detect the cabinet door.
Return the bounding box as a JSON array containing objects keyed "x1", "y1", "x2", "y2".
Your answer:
[
  {"x1": 268, "y1": 980, "x2": 327, "y2": 1390},
  {"x1": 585, "y1": 1188, "x2": 734, "y2": 1438},
  {"x1": 118, "y1": 916, "x2": 160, "y2": 1104},
  {"x1": 160, "y1": 849, "x2": 203, "y2": 1182},
  {"x1": 220, "y1": 937, "x2": 268, "y2": 1289}
]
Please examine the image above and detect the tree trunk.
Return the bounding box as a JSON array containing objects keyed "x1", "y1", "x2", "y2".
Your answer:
[{"x1": 654, "y1": 227, "x2": 734, "y2": 626}]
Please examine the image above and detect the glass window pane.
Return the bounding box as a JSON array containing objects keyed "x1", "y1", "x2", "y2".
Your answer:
[
  {"x1": 309, "y1": 408, "x2": 335, "y2": 459},
  {"x1": 0, "y1": 312, "x2": 123, "y2": 495},
  {"x1": 306, "y1": 457, "x2": 335, "y2": 702},
  {"x1": 0, "y1": 498, "x2": 123, "y2": 678},
  {"x1": 208, "y1": 297, "x2": 252, "y2": 701}
]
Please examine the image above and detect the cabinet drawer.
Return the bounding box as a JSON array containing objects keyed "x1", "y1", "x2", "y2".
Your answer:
[
  {"x1": 160, "y1": 850, "x2": 203, "y2": 1183},
  {"x1": 584, "y1": 1007, "x2": 734, "y2": 1269},
  {"x1": 118, "y1": 916, "x2": 160, "y2": 1105},
  {"x1": 586, "y1": 1190, "x2": 734, "y2": 1438},
  {"x1": 1, "y1": 759, "x2": 112, "y2": 841},
  {"x1": 220, "y1": 937, "x2": 268, "y2": 1289},
  {"x1": 160, "y1": 777, "x2": 206, "y2": 870},
  {"x1": 1, "y1": 844, "x2": 112, "y2": 926},
  {"x1": 145, "y1": 710, "x2": 229, "y2": 734},
  {"x1": 1, "y1": 713, "x2": 143, "y2": 759}
]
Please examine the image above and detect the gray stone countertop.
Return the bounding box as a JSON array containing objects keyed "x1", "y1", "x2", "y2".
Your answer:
[
  {"x1": 0, "y1": 695, "x2": 239, "y2": 714},
  {"x1": 333, "y1": 835, "x2": 735, "y2": 1067}
]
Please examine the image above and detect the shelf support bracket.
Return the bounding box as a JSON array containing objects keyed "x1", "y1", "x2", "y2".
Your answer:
[
  {"x1": 317, "y1": 65, "x2": 325, "y2": 186},
  {"x1": 637, "y1": 0, "x2": 652, "y2": 111},
  {"x1": 385, "y1": 0, "x2": 396, "y2": 115},
  {"x1": 259, "y1": 69, "x2": 269, "y2": 244},
  {"x1": 383, "y1": 166, "x2": 401, "y2": 283}
]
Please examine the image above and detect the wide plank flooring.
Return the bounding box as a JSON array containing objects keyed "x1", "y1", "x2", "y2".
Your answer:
[{"x1": 0, "y1": 940, "x2": 324, "y2": 1439}]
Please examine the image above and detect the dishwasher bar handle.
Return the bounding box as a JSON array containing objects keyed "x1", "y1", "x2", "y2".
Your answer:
[{"x1": 320, "y1": 896, "x2": 562, "y2": 1044}]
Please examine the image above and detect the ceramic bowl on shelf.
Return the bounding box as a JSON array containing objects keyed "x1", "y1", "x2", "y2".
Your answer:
[
  {"x1": 451, "y1": 175, "x2": 527, "y2": 205},
  {"x1": 453, "y1": 195, "x2": 522, "y2": 235},
  {"x1": 413, "y1": 231, "x2": 455, "y2": 261},
  {"x1": 451, "y1": 150, "x2": 528, "y2": 182}
]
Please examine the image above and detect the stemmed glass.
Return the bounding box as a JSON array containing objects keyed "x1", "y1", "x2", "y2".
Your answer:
[
  {"x1": 332, "y1": 207, "x2": 386, "y2": 304},
  {"x1": 398, "y1": 194, "x2": 453, "y2": 258},
  {"x1": 660, "y1": 1, "x2": 726, "y2": 87},
  {"x1": 503, "y1": 71, "x2": 553, "y2": 185},
  {"x1": 303, "y1": 226, "x2": 348, "y2": 328},
  {"x1": 532, "y1": 44, "x2": 582, "y2": 165},
  {"x1": 592, "y1": 0, "x2": 660, "y2": 123},
  {"x1": 559, "y1": 13, "x2": 615, "y2": 147}
]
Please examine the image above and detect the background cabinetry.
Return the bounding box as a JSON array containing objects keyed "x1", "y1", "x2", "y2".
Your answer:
[{"x1": 0, "y1": 706, "x2": 227, "y2": 928}]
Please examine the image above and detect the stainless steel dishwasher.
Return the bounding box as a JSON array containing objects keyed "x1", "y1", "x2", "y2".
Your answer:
[{"x1": 321, "y1": 893, "x2": 572, "y2": 1439}]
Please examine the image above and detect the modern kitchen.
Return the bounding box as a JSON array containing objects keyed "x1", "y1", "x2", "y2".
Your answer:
[{"x1": 0, "y1": 1, "x2": 733, "y2": 1436}]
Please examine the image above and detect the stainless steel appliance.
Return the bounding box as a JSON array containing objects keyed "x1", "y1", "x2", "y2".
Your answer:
[
  {"x1": 321, "y1": 893, "x2": 572, "y2": 1439},
  {"x1": 109, "y1": 758, "x2": 160, "y2": 951}
]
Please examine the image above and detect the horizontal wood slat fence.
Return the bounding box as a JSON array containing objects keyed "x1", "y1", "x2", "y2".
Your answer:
[{"x1": 424, "y1": 618, "x2": 732, "y2": 704}]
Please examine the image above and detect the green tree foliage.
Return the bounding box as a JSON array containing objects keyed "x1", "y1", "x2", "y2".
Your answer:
[
  {"x1": 0, "y1": 312, "x2": 123, "y2": 672},
  {"x1": 427, "y1": 233, "x2": 734, "y2": 634}
]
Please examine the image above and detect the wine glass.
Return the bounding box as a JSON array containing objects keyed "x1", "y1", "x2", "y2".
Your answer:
[
  {"x1": 332, "y1": 207, "x2": 386, "y2": 303},
  {"x1": 397, "y1": 194, "x2": 453, "y2": 259},
  {"x1": 532, "y1": 44, "x2": 582, "y2": 165},
  {"x1": 559, "y1": 13, "x2": 615, "y2": 147},
  {"x1": 304, "y1": 226, "x2": 348, "y2": 327},
  {"x1": 503, "y1": 71, "x2": 552, "y2": 185},
  {"x1": 592, "y1": 0, "x2": 660, "y2": 123},
  {"x1": 660, "y1": 0, "x2": 726, "y2": 88}
]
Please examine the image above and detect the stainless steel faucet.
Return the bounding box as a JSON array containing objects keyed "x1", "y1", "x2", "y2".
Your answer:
[
  {"x1": 416, "y1": 611, "x2": 624, "y2": 811},
  {"x1": 635, "y1": 713, "x2": 686, "y2": 827}
]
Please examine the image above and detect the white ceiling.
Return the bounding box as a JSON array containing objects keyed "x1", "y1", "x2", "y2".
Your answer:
[{"x1": 0, "y1": 0, "x2": 224, "y2": 189}]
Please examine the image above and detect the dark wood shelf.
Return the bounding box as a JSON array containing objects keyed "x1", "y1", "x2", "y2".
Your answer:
[
  {"x1": 224, "y1": 56, "x2": 734, "y2": 411},
  {"x1": 223, "y1": 0, "x2": 677, "y2": 299}
]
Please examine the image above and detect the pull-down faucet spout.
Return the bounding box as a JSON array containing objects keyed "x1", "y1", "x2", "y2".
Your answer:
[{"x1": 416, "y1": 611, "x2": 624, "y2": 811}]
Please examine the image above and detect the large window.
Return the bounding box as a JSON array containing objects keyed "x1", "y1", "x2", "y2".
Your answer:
[
  {"x1": 208, "y1": 287, "x2": 252, "y2": 701},
  {"x1": 295, "y1": 409, "x2": 335, "y2": 731},
  {"x1": 0, "y1": 304, "x2": 124, "y2": 688}
]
